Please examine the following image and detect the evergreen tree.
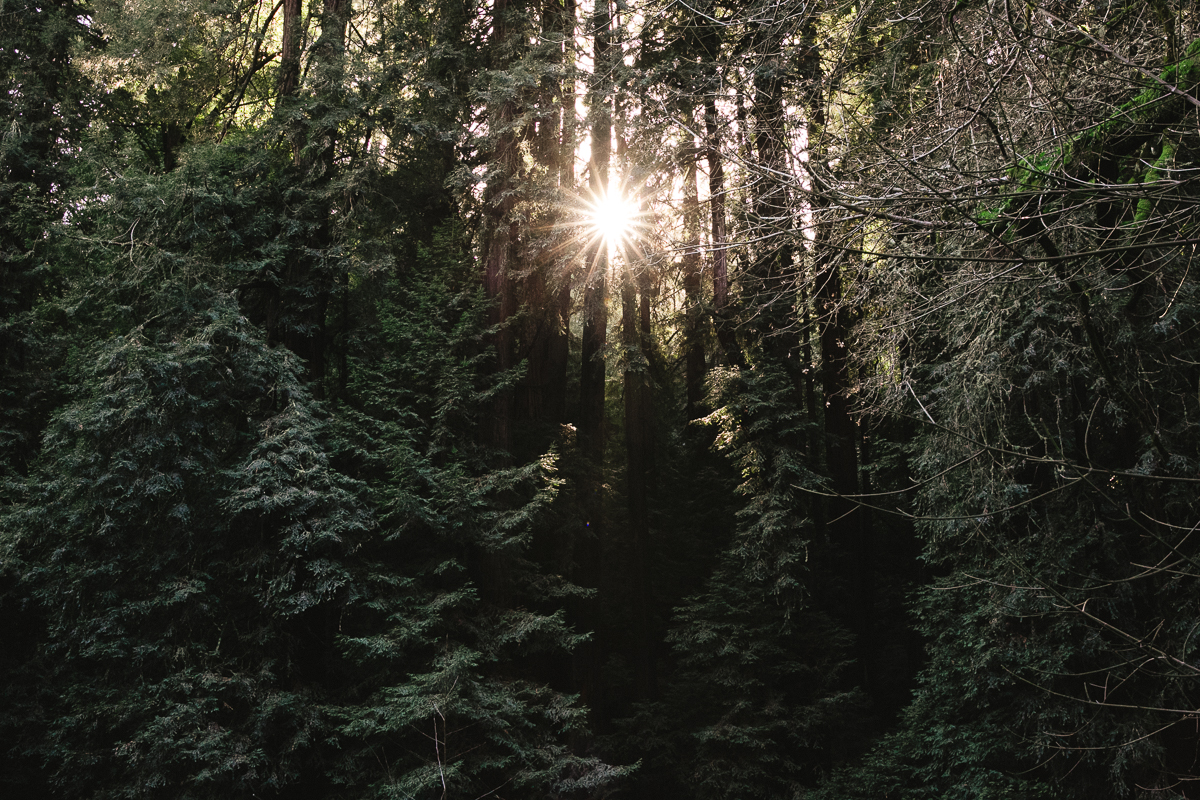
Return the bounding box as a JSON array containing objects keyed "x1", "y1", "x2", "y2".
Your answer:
[
  {"x1": 331, "y1": 224, "x2": 619, "y2": 797},
  {"x1": 9, "y1": 0, "x2": 1200, "y2": 797},
  {"x1": 1, "y1": 81, "x2": 616, "y2": 793},
  {"x1": 5, "y1": 294, "x2": 368, "y2": 800},
  {"x1": 654, "y1": 362, "x2": 867, "y2": 800},
  {"x1": 0, "y1": 4, "x2": 101, "y2": 792},
  {"x1": 821, "y1": 5, "x2": 1200, "y2": 797},
  {"x1": 0, "y1": 0, "x2": 98, "y2": 476}
]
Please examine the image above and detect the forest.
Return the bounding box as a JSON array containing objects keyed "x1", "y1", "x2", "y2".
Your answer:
[{"x1": 3, "y1": 0, "x2": 1200, "y2": 797}]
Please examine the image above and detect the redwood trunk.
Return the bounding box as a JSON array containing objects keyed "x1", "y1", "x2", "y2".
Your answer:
[
  {"x1": 277, "y1": 0, "x2": 302, "y2": 102},
  {"x1": 483, "y1": 0, "x2": 521, "y2": 452},
  {"x1": 573, "y1": 0, "x2": 611, "y2": 729},
  {"x1": 622, "y1": 270, "x2": 654, "y2": 700},
  {"x1": 704, "y1": 96, "x2": 736, "y2": 364},
  {"x1": 682, "y1": 142, "x2": 706, "y2": 419}
]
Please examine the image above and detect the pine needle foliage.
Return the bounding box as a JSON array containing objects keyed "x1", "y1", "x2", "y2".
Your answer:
[
  {"x1": 888, "y1": 242, "x2": 1200, "y2": 797},
  {"x1": 325, "y1": 223, "x2": 620, "y2": 798},
  {"x1": 0, "y1": 123, "x2": 616, "y2": 798},
  {"x1": 0, "y1": 0, "x2": 101, "y2": 480},
  {"x1": 828, "y1": 15, "x2": 1200, "y2": 794},
  {"x1": 643, "y1": 356, "x2": 865, "y2": 800},
  {"x1": 4, "y1": 294, "x2": 370, "y2": 799}
]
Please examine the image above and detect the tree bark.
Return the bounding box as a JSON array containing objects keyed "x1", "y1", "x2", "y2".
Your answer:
[
  {"x1": 572, "y1": 0, "x2": 611, "y2": 730},
  {"x1": 703, "y1": 95, "x2": 737, "y2": 364},
  {"x1": 266, "y1": 0, "x2": 351, "y2": 392},
  {"x1": 483, "y1": 0, "x2": 522, "y2": 453},
  {"x1": 579, "y1": 0, "x2": 610, "y2": 464},
  {"x1": 681, "y1": 141, "x2": 706, "y2": 419},
  {"x1": 622, "y1": 268, "x2": 655, "y2": 701},
  {"x1": 519, "y1": 0, "x2": 572, "y2": 428},
  {"x1": 277, "y1": 0, "x2": 302, "y2": 102}
]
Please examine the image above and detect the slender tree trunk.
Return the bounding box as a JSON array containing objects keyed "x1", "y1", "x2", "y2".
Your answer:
[
  {"x1": 703, "y1": 95, "x2": 737, "y2": 365},
  {"x1": 622, "y1": 268, "x2": 655, "y2": 701},
  {"x1": 579, "y1": 0, "x2": 610, "y2": 464},
  {"x1": 750, "y1": 52, "x2": 794, "y2": 347},
  {"x1": 814, "y1": 231, "x2": 867, "y2": 687},
  {"x1": 578, "y1": 223, "x2": 607, "y2": 458},
  {"x1": 483, "y1": 0, "x2": 521, "y2": 453},
  {"x1": 561, "y1": 0, "x2": 576, "y2": 190},
  {"x1": 636, "y1": 266, "x2": 657, "y2": 497},
  {"x1": 337, "y1": 269, "x2": 350, "y2": 402},
  {"x1": 548, "y1": 0, "x2": 575, "y2": 425},
  {"x1": 520, "y1": 0, "x2": 571, "y2": 428},
  {"x1": 573, "y1": 0, "x2": 611, "y2": 728},
  {"x1": 265, "y1": 0, "x2": 351, "y2": 392},
  {"x1": 477, "y1": 0, "x2": 529, "y2": 613},
  {"x1": 484, "y1": 214, "x2": 516, "y2": 454},
  {"x1": 681, "y1": 140, "x2": 706, "y2": 419},
  {"x1": 793, "y1": 16, "x2": 870, "y2": 694}
]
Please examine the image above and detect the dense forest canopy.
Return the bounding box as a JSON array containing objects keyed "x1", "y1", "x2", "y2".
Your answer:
[{"x1": 2, "y1": 0, "x2": 1200, "y2": 797}]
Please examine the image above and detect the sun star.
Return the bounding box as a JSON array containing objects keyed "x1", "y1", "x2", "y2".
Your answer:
[{"x1": 587, "y1": 189, "x2": 641, "y2": 250}]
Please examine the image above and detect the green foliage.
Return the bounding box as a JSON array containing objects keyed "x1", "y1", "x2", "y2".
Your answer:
[
  {"x1": 811, "y1": 9, "x2": 1200, "y2": 795},
  {"x1": 626, "y1": 356, "x2": 865, "y2": 800},
  {"x1": 847, "y1": 113, "x2": 1200, "y2": 800},
  {"x1": 703, "y1": 361, "x2": 822, "y2": 598},
  {"x1": 3, "y1": 294, "x2": 369, "y2": 799},
  {"x1": 0, "y1": 108, "x2": 613, "y2": 794},
  {"x1": 325, "y1": 224, "x2": 619, "y2": 798},
  {"x1": 82, "y1": 0, "x2": 286, "y2": 154},
  {"x1": 15, "y1": 2, "x2": 1200, "y2": 799},
  {"x1": 660, "y1": 554, "x2": 863, "y2": 800},
  {"x1": 0, "y1": 0, "x2": 102, "y2": 476},
  {"x1": 0, "y1": 7, "x2": 108, "y2": 792}
]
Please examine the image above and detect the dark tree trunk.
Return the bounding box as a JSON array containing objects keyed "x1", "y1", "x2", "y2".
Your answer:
[
  {"x1": 519, "y1": 0, "x2": 571, "y2": 429},
  {"x1": 681, "y1": 142, "x2": 706, "y2": 419},
  {"x1": 749, "y1": 52, "x2": 794, "y2": 350},
  {"x1": 813, "y1": 226, "x2": 868, "y2": 690},
  {"x1": 476, "y1": 0, "x2": 531, "y2": 612},
  {"x1": 573, "y1": 0, "x2": 611, "y2": 730},
  {"x1": 483, "y1": 0, "x2": 521, "y2": 453},
  {"x1": 579, "y1": 0, "x2": 610, "y2": 465},
  {"x1": 277, "y1": 0, "x2": 302, "y2": 102},
  {"x1": 264, "y1": 0, "x2": 351, "y2": 393},
  {"x1": 622, "y1": 269, "x2": 655, "y2": 701},
  {"x1": 704, "y1": 95, "x2": 737, "y2": 365}
]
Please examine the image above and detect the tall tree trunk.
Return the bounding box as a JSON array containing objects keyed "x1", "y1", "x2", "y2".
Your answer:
[
  {"x1": 750, "y1": 52, "x2": 794, "y2": 349},
  {"x1": 483, "y1": 0, "x2": 521, "y2": 453},
  {"x1": 573, "y1": 0, "x2": 611, "y2": 728},
  {"x1": 814, "y1": 238, "x2": 858, "y2": 519},
  {"x1": 483, "y1": 209, "x2": 517, "y2": 453},
  {"x1": 793, "y1": 17, "x2": 870, "y2": 695},
  {"x1": 636, "y1": 265, "x2": 657, "y2": 496},
  {"x1": 579, "y1": 0, "x2": 610, "y2": 463},
  {"x1": 548, "y1": 0, "x2": 575, "y2": 424},
  {"x1": 682, "y1": 139, "x2": 707, "y2": 419},
  {"x1": 477, "y1": 0, "x2": 529, "y2": 613},
  {"x1": 809, "y1": 196, "x2": 869, "y2": 697},
  {"x1": 266, "y1": 0, "x2": 350, "y2": 392},
  {"x1": 277, "y1": 0, "x2": 302, "y2": 102},
  {"x1": 703, "y1": 95, "x2": 737, "y2": 365},
  {"x1": 622, "y1": 268, "x2": 655, "y2": 701},
  {"x1": 520, "y1": 0, "x2": 572, "y2": 428}
]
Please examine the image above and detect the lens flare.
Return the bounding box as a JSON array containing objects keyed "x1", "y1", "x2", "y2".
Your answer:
[
  {"x1": 588, "y1": 190, "x2": 640, "y2": 248},
  {"x1": 555, "y1": 179, "x2": 652, "y2": 283}
]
